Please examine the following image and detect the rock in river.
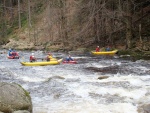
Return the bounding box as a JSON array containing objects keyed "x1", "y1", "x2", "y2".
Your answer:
[{"x1": 0, "y1": 82, "x2": 32, "y2": 113}]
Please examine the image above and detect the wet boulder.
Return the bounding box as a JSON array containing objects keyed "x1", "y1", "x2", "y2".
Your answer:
[
  {"x1": 0, "y1": 82, "x2": 32, "y2": 113},
  {"x1": 98, "y1": 76, "x2": 109, "y2": 80},
  {"x1": 12, "y1": 110, "x2": 30, "y2": 113},
  {"x1": 138, "y1": 104, "x2": 150, "y2": 113},
  {"x1": 86, "y1": 65, "x2": 119, "y2": 74}
]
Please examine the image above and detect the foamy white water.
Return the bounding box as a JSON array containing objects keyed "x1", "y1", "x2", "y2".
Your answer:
[{"x1": 0, "y1": 50, "x2": 150, "y2": 113}]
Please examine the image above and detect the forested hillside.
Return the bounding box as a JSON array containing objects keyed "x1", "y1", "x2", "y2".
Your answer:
[{"x1": 0, "y1": 0, "x2": 150, "y2": 51}]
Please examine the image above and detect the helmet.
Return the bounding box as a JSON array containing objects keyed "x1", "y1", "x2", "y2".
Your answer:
[
  {"x1": 32, "y1": 53, "x2": 34, "y2": 55},
  {"x1": 97, "y1": 46, "x2": 99, "y2": 48}
]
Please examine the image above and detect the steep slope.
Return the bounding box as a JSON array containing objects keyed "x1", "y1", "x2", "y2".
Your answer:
[{"x1": 1, "y1": 0, "x2": 150, "y2": 52}]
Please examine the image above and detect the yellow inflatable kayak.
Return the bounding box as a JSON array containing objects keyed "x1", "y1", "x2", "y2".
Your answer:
[
  {"x1": 20, "y1": 58, "x2": 63, "y2": 66},
  {"x1": 91, "y1": 50, "x2": 118, "y2": 55}
]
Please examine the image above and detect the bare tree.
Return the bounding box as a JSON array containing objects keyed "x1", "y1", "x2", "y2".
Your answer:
[
  {"x1": 18, "y1": 0, "x2": 21, "y2": 29},
  {"x1": 125, "y1": 0, "x2": 132, "y2": 49},
  {"x1": 28, "y1": 0, "x2": 32, "y2": 27}
]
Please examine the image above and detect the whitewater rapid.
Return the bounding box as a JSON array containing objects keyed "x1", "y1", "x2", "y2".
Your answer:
[{"x1": 0, "y1": 50, "x2": 150, "y2": 113}]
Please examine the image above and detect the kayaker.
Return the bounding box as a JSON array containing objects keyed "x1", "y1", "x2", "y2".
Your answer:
[
  {"x1": 106, "y1": 46, "x2": 111, "y2": 51},
  {"x1": 66, "y1": 55, "x2": 73, "y2": 61},
  {"x1": 8, "y1": 48, "x2": 13, "y2": 56},
  {"x1": 46, "y1": 53, "x2": 53, "y2": 61},
  {"x1": 30, "y1": 53, "x2": 36, "y2": 62},
  {"x1": 95, "y1": 46, "x2": 100, "y2": 52},
  {"x1": 12, "y1": 51, "x2": 19, "y2": 59}
]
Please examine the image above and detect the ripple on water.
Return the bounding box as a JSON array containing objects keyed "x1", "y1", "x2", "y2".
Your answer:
[{"x1": 0, "y1": 51, "x2": 150, "y2": 113}]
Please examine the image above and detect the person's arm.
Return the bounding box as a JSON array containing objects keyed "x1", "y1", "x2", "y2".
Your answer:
[
  {"x1": 34, "y1": 56, "x2": 36, "y2": 60},
  {"x1": 30, "y1": 56, "x2": 32, "y2": 61}
]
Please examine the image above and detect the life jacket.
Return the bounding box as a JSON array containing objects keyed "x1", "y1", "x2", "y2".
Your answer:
[
  {"x1": 8, "y1": 50, "x2": 12, "y2": 56},
  {"x1": 96, "y1": 47, "x2": 100, "y2": 52},
  {"x1": 47, "y1": 55, "x2": 53, "y2": 61},
  {"x1": 12, "y1": 52, "x2": 19, "y2": 56},
  {"x1": 30, "y1": 55, "x2": 36, "y2": 60}
]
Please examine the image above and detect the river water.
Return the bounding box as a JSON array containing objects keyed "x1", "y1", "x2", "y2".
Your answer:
[{"x1": 0, "y1": 50, "x2": 150, "y2": 113}]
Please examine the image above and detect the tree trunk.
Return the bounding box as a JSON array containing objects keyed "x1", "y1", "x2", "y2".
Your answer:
[
  {"x1": 125, "y1": 0, "x2": 132, "y2": 49},
  {"x1": 28, "y1": 0, "x2": 32, "y2": 27},
  {"x1": 139, "y1": 24, "x2": 142, "y2": 43},
  {"x1": 93, "y1": 0, "x2": 99, "y2": 43},
  {"x1": 139, "y1": 6, "x2": 143, "y2": 44},
  {"x1": 2, "y1": 0, "x2": 7, "y2": 39},
  {"x1": 18, "y1": 0, "x2": 21, "y2": 29},
  {"x1": 10, "y1": 0, "x2": 14, "y2": 25},
  {"x1": 27, "y1": 0, "x2": 32, "y2": 41},
  {"x1": 60, "y1": 0, "x2": 68, "y2": 48}
]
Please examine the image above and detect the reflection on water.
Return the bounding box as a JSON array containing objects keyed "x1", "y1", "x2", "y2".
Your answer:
[{"x1": 0, "y1": 50, "x2": 150, "y2": 113}]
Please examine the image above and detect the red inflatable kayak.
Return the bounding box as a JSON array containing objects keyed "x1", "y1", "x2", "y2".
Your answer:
[
  {"x1": 62, "y1": 60, "x2": 77, "y2": 64},
  {"x1": 8, "y1": 56, "x2": 19, "y2": 59},
  {"x1": 7, "y1": 52, "x2": 19, "y2": 59}
]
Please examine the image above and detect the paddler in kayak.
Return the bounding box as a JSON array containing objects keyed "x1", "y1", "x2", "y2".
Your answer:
[
  {"x1": 65, "y1": 55, "x2": 73, "y2": 62},
  {"x1": 30, "y1": 53, "x2": 36, "y2": 62},
  {"x1": 46, "y1": 53, "x2": 53, "y2": 61},
  {"x1": 95, "y1": 46, "x2": 100, "y2": 52},
  {"x1": 8, "y1": 48, "x2": 13, "y2": 56},
  {"x1": 105, "y1": 45, "x2": 111, "y2": 51}
]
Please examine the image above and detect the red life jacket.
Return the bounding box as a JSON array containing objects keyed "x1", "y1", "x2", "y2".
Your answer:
[
  {"x1": 96, "y1": 47, "x2": 100, "y2": 52},
  {"x1": 30, "y1": 56, "x2": 35, "y2": 60}
]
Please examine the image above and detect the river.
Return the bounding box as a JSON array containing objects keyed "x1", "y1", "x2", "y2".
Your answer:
[{"x1": 0, "y1": 50, "x2": 150, "y2": 113}]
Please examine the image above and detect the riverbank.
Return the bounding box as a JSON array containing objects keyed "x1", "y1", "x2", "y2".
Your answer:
[
  {"x1": 1, "y1": 38, "x2": 150, "y2": 60},
  {"x1": 117, "y1": 49, "x2": 150, "y2": 61}
]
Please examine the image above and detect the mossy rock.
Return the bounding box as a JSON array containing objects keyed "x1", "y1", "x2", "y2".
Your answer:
[{"x1": 0, "y1": 82, "x2": 32, "y2": 113}]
